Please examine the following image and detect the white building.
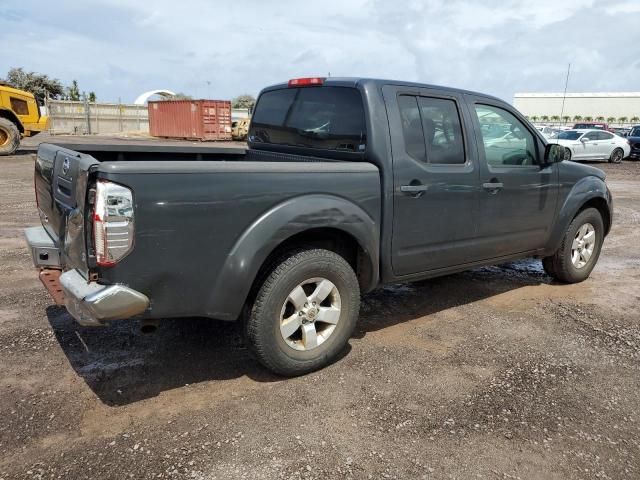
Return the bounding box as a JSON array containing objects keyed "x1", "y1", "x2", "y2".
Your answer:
[{"x1": 513, "y1": 92, "x2": 640, "y2": 124}]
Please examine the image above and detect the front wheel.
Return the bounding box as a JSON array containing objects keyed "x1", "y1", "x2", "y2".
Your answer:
[
  {"x1": 609, "y1": 148, "x2": 624, "y2": 164},
  {"x1": 0, "y1": 118, "x2": 20, "y2": 156},
  {"x1": 542, "y1": 208, "x2": 604, "y2": 283},
  {"x1": 246, "y1": 249, "x2": 360, "y2": 376}
]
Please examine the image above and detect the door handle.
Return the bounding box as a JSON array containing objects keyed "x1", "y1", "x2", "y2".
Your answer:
[
  {"x1": 400, "y1": 184, "x2": 428, "y2": 193},
  {"x1": 482, "y1": 181, "x2": 504, "y2": 193}
]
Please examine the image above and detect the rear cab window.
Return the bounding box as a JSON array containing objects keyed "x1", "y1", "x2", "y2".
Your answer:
[{"x1": 249, "y1": 86, "x2": 366, "y2": 153}]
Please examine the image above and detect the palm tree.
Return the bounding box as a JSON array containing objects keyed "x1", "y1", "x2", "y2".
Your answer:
[
  {"x1": 584, "y1": 116, "x2": 593, "y2": 122},
  {"x1": 595, "y1": 116, "x2": 605, "y2": 122},
  {"x1": 631, "y1": 116, "x2": 640, "y2": 124},
  {"x1": 530, "y1": 115, "x2": 539, "y2": 123},
  {"x1": 562, "y1": 116, "x2": 570, "y2": 124},
  {"x1": 573, "y1": 115, "x2": 582, "y2": 122},
  {"x1": 551, "y1": 115, "x2": 560, "y2": 124},
  {"x1": 541, "y1": 115, "x2": 549, "y2": 122},
  {"x1": 618, "y1": 116, "x2": 628, "y2": 125},
  {"x1": 607, "y1": 116, "x2": 616, "y2": 124}
]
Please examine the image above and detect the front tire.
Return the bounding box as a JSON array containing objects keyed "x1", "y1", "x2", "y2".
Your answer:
[
  {"x1": 609, "y1": 147, "x2": 623, "y2": 164},
  {"x1": 542, "y1": 208, "x2": 604, "y2": 283},
  {"x1": 0, "y1": 118, "x2": 20, "y2": 156},
  {"x1": 246, "y1": 249, "x2": 360, "y2": 376}
]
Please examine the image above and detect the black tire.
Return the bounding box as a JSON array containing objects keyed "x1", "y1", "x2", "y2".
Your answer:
[
  {"x1": 0, "y1": 118, "x2": 20, "y2": 156},
  {"x1": 609, "y1": 147, "x2": 623, "y2": 164},
  {"x1": 542, "y1": 207, "x2": 604, "y2": 283},
  {"x1": 246, "y1": 248, "x2": 360, "y2": 376},
  {"x1": 563, "y1": 147, "x2": 572, "y2": 161}
]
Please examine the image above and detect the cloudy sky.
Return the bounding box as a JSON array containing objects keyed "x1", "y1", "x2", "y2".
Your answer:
[{"x1": 1, "y1": 0, "x2": 639, "y2": 103}]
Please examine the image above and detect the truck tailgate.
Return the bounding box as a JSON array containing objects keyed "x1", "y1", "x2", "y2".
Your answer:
[{"x1": 34, "y1": 143, "x2": 98, "y2": 277}]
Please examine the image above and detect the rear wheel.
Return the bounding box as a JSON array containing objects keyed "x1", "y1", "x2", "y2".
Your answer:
[
  {"x1": 246, "y1": 248, "x2": 360, "y2": 376},
  {"x1": 563, "y1": 147, "x2": 572, "y2": 161},
  {"x1": 0, "y1": 118, "x2": 20, "y2": 156},
  {"x1": 609, "y1": 147, "x2": 623, "y2": 164},
  {"x1": 542, "y1": 208, "x2": 604, "y2": 283}
]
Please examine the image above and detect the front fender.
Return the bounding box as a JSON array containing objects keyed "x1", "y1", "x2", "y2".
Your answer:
[
  {"x1": 206, "y1": 194, "x2": 379, "y2": 320},
  {"x1": 546, "y1": 175, "x2": 611, "y2": 255}
]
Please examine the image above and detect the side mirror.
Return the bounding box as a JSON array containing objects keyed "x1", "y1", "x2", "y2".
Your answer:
[
  {"x1": 544, "y1": 143, "x2": 565, "y2": 164},
  {"x1": 580, "y1": 137, "x2": 589, "y2": 142}
]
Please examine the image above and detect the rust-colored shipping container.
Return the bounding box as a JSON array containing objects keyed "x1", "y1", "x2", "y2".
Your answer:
[{"x1": 148, "y1": 100, "x2": 232, "y2": 141}]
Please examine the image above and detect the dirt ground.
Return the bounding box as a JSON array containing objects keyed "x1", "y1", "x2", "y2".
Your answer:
[{"x1": 1, "y1": 144, "x2": 639, "y2": 480}]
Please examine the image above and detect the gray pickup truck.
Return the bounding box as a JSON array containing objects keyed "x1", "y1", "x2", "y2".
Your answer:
[{"x1": 26, "y1": 77, "x2": 613, "y2": 376}]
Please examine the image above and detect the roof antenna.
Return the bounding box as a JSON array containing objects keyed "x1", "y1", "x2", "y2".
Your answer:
[{"x1": 559, "y1": 62, "x2": 571, "y2": 125}]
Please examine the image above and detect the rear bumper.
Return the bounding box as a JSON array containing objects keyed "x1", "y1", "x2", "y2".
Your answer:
[
  {"x1": 59, "y1": 270, "x2": 149, "y2": 326},
  {"x1": 24, "y1": 225, "x2": 149, "y2": 326}
]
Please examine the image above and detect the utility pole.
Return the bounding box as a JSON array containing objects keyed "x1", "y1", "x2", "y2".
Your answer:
[{"x1": 560, "y1": 63, "x2": 571, "y2": 124}]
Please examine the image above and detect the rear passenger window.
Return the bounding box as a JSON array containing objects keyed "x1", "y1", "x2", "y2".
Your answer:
[
  {"x1": 417, "y1": 97, "x2": 465, "y2": 164},
  {"x1": 398, "y1": 95, "x2": 426, "y2": 162}
]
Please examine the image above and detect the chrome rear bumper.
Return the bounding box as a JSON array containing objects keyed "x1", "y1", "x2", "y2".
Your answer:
[
  {"x1": 59, "y1": 270, "x2": 149, "y2": 326},
  {"x1": 25, "y1": 225, "x2": 149, "y2": 327}
]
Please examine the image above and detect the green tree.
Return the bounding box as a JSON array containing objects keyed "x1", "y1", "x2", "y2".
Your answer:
[
  {"x1": 66, "y1": 80, "x2": 81, "y2": 101},
  {"x1": 607, "y1": 116, "x2": 616, "y2": 123},
  {"x1": 88, "y1": 91, "x2": 96, "y2": 102},
  {"x1": 3, "y1": 67, "x2": 64, "y2": 104},
  {"x1": 595, "y1": 116, "x2": 605, "y2": 122},
  {"x1": 232, "y1": 94, "x2": 256, "y2": 110},
  {"x1": 562, "y1": 115, "x2": 570, "y2": 124},
  {"x1": 618, "y1": 116, "x2": 628, "y2": 125},
  {"x1": 551, "y1": 115, "x2": 560, "y2": 123},
  {"x1": 573, "y1": 115, "x2": 582, "y2": 122},
  {"x1": 530, "y1": 115, "x2": 539, "y2": 123},
  {"x1": 584, "y1": 116, "x2": 593, "y2": 121},
  {"x1": 541, "y1": 115, "x2": 549, "y2": 122},
  {"x1": 631, "y1": 116, "x2": 639, "y2": 123}
]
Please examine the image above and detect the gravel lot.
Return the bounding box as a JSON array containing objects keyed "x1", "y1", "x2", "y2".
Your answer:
[{"x1": 1, "y1": 143, "x2": 639, "y2": 479}]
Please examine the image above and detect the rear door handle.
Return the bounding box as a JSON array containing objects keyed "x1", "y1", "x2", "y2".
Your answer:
[{"x1": 482, "y1": 182, "x2": 504, "y2": 193}]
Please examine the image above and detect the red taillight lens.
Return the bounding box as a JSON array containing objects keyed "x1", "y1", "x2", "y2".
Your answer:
[
  {"x1": 288, "y1": 77, "x2": 325, "y2": 87},
  {"x1": 93, "y1": 180, "x2": 134, "y2": 267}
]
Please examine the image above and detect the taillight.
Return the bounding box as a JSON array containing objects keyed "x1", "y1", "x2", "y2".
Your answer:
[
  {"x1": 288, "y1": 77, "x2": 325, "y2": 87},
  {"x1": 93, "y1": 180, "x2": 134, "y2": 267}
]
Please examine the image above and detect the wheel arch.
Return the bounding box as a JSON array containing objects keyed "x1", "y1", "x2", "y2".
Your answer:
[
  {"x1": 204, "y1": 194, "x2": 380, "y2": 321},
  {"x1": 546, "y1": 176, "x2": 612, "y2": 255},
  {"x1": 0, "y1": 108, "x2": 24, "y2": 133}
]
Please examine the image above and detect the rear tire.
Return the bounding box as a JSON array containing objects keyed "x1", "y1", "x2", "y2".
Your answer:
[
  {"x1": 542, "y1": 208, "x2": 604, "y2": 283},
  {"x1": 609, "y1": 147, "x2": 623, "y2": 164},
  {"x1": 246, "y1": 248, "x2": 360, "y2": 376},
  {"x1": 563, "y1": 148, "x2": 572, "y2": 161},
  {"x1": 0, "y1": 118, "x2": 20, "y2": 156}
]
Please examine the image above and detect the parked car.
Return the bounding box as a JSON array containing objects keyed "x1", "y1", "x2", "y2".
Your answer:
[
  {"x1": 627, "y1": 125, "x2": 640, "y2": 160},
  {"x1": 549, "y1": 129, "x2": 630, "y2": 163},
  {"x1": 572, "y1": 122, "x2": 611, "y2": 131},
  {"x1": 25, "y1": 77, "x2": 613, "y2": 376},
  {"x1": 612, "y1": 127, "x2": 630, "y2": 137}
]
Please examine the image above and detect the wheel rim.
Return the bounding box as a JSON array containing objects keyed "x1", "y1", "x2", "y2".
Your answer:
[
  {"x1": 564, "y1": 148, "x2": 571, "y2": 161},
  {"x1": 280, "y1": 277, "x2": 341, "y2": 351},
  {"x1": 612, "y1": 149, "x2": 622, "y2": 163},
  {"x1": 571, "y1": 223, "x2": 596, "y2": 269},
  {"x1": 0, "y1": 127, "x2": 8, "y2": 147}
]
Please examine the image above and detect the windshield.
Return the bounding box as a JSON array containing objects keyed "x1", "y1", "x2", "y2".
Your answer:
[
  {"x1": 249, "y1": 86, "x2": 366, "y2": 153},
  {"x1": 630, "y1": 127, "x2": 640, "y2": 137},
  {"x1": 551, "y1": 130, "x2": 583, "y2": 140}
]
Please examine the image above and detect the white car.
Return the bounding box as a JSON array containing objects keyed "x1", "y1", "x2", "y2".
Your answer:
[
  {"x1": 548, "y1": 129, "x2": 630, "y2": 163},
  {"x1": 535, "y1": 125, "x2": 557, "y2": 138}
]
